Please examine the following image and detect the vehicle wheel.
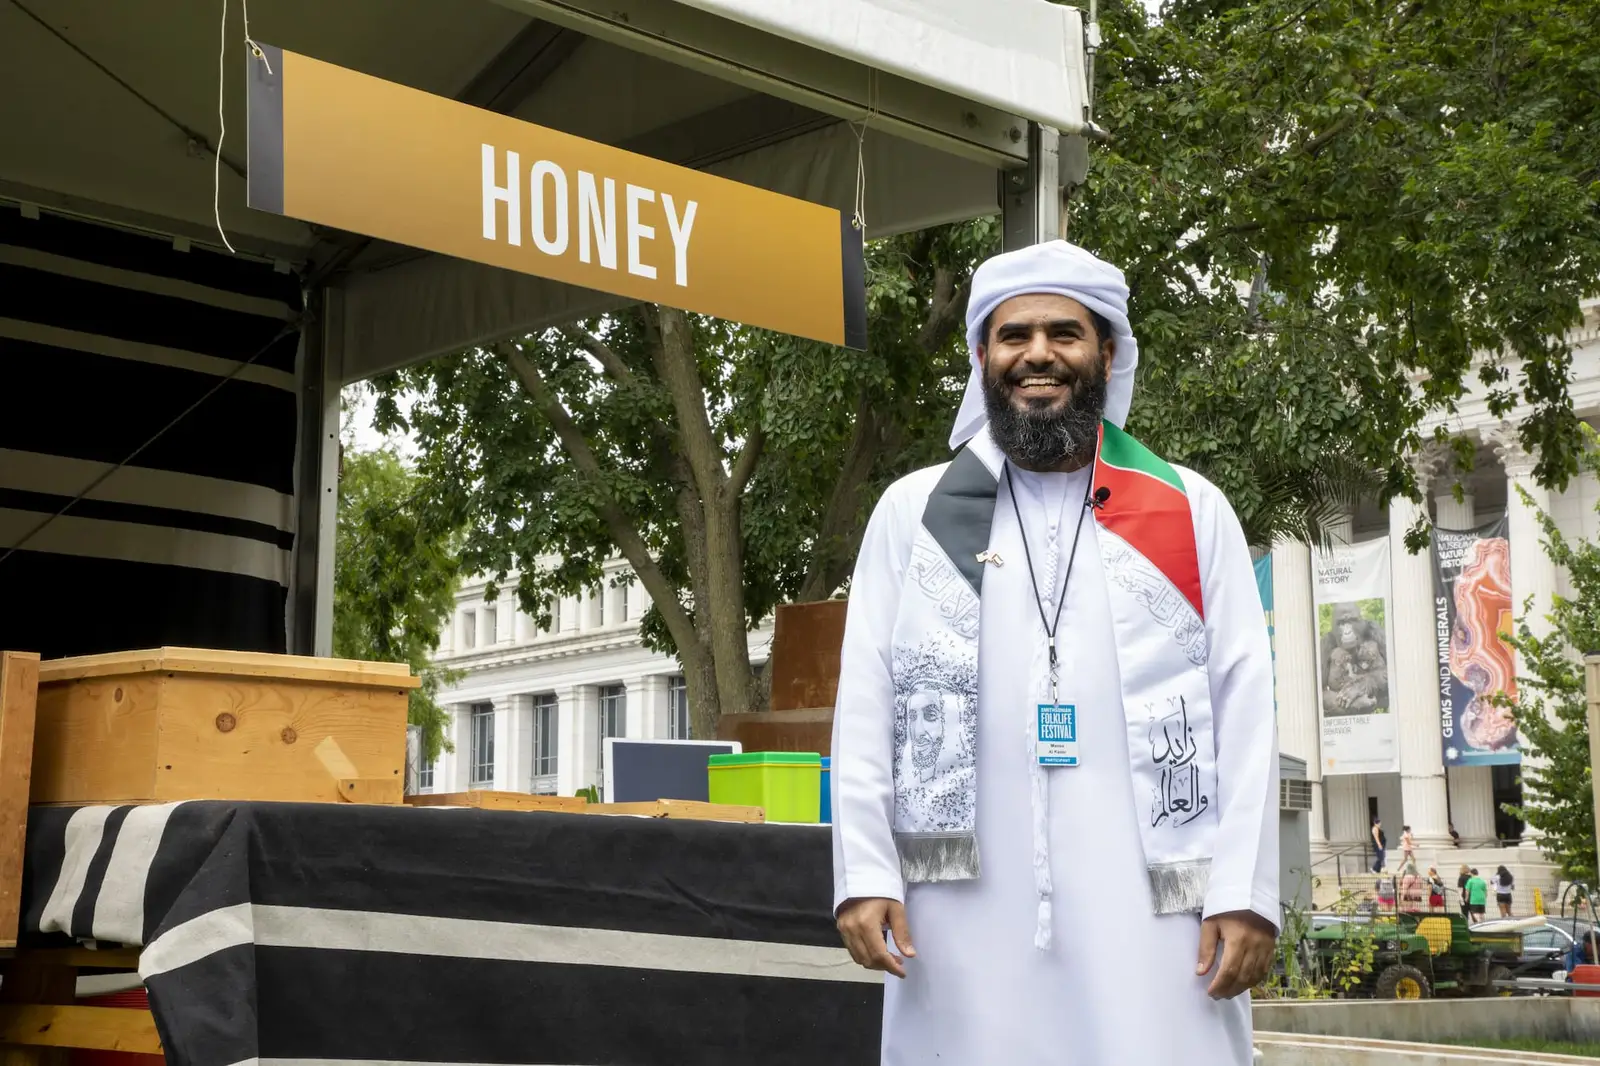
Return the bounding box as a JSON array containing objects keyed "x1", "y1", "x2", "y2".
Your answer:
[
  {"x1": 1480, "y1": 964, "x2": 1514, "y2": 997},
  {"x1": 1374, "y1": 963, "x2": 1432, "y2": 1000}
]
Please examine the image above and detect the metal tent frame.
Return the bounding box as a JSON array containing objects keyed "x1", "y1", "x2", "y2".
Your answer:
[{"x1": 0, "y1": 0, "x2": 1088, "y2": 657}]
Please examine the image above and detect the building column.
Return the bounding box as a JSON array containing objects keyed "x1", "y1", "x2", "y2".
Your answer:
[
  {"x1": 1390, "y1": 450, "x2": 1452, "y2": 847},
  {"x1": 1320, "y1": 513, "x2": 1368, "y2": 849},
  {"x1": 1493, "y1": 422, "x2": 1558, "y2": 842},
  {"x1": 1326, "y1": 775, "x2": 1370, "y2": 844},
  {"x1": 1272, "y1": 540, "x2": 1324, "y2": 841},
  {"x1": 494, "y1": 694, "x2": 529, "y2": 794},
  {"x1": 447, "y1": 704, "x2": 472, "y2": 793},
  {"x1": 1434, "y1": 484, "x2": 1498, "y2": 844},
  {"x1": 635, "y1": 675, "x2": 671, "y2": 740},
  {"x1": 513, "y1": 597, "x2": 534, "y2": 643},
  {"x1": 1492, "y1": 423, "x2": 1558, "y2": 642},
  {"x1": 555, "y1": 685, "x2": 595, "y2": 797}
]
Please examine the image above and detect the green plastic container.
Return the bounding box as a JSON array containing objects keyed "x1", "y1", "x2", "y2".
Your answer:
[{"x1": 707, "y1": 752, "x2": 822, "y2": 823}]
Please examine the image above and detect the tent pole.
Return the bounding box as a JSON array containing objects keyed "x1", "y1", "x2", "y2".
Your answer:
[
  {"x1": 999, "y1": 122, "x2": 1060, "y2": 251},
  {"x1": 288, "y1": 286, "x2": 342, "y2": 658}
]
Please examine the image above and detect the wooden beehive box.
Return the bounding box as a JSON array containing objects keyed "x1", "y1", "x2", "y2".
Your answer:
[{"x1": 32, "y1": 648, "x2": 417, "y2": 806}]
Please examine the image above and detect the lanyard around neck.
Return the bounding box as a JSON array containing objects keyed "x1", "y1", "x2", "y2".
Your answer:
[{"x1": 1004, "y1": 463, "x2": 1096, "y2": 701}]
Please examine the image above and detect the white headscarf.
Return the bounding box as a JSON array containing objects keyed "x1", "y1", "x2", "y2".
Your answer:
[{"x1": 950, "y1": 240, "x2": 1140, "y2": 450}]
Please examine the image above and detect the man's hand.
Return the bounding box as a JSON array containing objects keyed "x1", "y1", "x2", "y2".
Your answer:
[
  {"x1": 1196, "y1": 910, "x2": 1276, "y2": 999},
  {"x1": 837, "y1": 897, "x2": 915, "y2": 979}
]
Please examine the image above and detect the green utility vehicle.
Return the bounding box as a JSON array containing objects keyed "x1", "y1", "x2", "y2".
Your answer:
[{"x1": 1303, "y1": 910, "x2": 1524, "y2": 999}]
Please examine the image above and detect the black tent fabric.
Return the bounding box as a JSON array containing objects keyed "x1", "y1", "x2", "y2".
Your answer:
[
  {"x1": 23, "y1": 802, "x2": 882, "y2": 1066},
  {"x1": 0, "y1": 207, "x2": 301, "y2": 659}
]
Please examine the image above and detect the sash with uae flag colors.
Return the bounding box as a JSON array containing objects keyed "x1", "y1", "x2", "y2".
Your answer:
[{"x1": 889, "y1": 420, "x2": 1219, "y2": 915}]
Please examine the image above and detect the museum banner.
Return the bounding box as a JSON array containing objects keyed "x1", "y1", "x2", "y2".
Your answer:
[
  {"x1": 1433, "y1": 518, "x2": 1520, "y2": 766},
  {"x1": 1313, "y1": 539, "x2": 1400, "y2": 775},
  {"x1": 1254, "y1": 553, "x2": 1277, "y2": 718}
]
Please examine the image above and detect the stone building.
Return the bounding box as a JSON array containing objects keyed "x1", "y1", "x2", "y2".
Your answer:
[{"x1": 1275, "y1": 299, "x2": 1600, "y2": 903}]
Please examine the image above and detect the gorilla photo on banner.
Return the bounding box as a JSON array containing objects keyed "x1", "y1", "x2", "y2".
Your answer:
[{"x1": 1319, "y1": 601, "x2": 1390, "y2": 717}]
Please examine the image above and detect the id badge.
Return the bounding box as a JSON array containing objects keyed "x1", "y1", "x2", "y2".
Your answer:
[{"x1": 1036, "y1": 702, "x2": 1079, "y2": 767}]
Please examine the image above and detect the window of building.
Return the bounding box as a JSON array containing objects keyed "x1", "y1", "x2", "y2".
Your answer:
[
  {"x1": 485, "y1": 604, "x2": 498, "y2": 644},
  {"x1": 598, "y1": 684, "x2": 625, "y2": 768},
  {"x1": 462, "y1": 611, "x2": 476, "y2": 649},
  {"x1": 547, "y1": 597, "x2": 561, "y2": 634},
  {"x1": 417, "y1": 751, "x2": 434, "y2": 792},
  {"x1": 532, "y1": 693, "x2": 559, "y2": 778},
  {"x1": 470, "y1": 702, "x2": 495, "y2": 786},
  {"x1": 595, "y1": 587, "x2": 606, "y2": 626},
  {"x1": 620, "y1": 582, "x2": 630, "y2": 621},
  {"x1": 669, "y1": 675, "x2": 690, "y2": 739}
]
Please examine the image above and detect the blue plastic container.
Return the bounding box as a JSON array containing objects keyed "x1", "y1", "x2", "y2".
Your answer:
[{"x1": 820, "y1": 757, "x2": 832, "y2": 823}]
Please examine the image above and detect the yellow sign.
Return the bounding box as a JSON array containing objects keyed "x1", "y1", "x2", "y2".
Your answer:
[{"x1": 246, "y1": 45, "x2": 866, "y2": 348}]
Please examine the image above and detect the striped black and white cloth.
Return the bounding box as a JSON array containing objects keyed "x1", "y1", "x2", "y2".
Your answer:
[
  {"x1": 0, "y1": 206, "x2": 302, "y2": 659},
  {"x1": 23, "y1": 802, "x2": 882, "y2": 1066}
]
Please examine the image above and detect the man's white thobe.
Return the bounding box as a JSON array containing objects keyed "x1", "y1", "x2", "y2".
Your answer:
[{"x1": 831, "y1": 461, "x2": 1279, "y2": 1066}]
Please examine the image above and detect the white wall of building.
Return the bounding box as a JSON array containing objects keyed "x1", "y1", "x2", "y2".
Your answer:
[{"x1": 424, "y1": 560, "x2": 773, "y2": 798}]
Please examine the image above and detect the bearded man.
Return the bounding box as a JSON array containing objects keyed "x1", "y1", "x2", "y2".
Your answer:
[{"x1": 830, "y1": 241, "x2": 1279, "y2": 1065}]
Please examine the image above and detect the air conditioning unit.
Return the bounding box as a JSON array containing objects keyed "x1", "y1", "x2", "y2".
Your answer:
[{"x1": 1280, "y1": 778, "x2": 1313, "y2": 812}]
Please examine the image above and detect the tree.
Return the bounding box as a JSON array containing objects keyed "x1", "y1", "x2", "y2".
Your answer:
[
  {"x1": 372, "y1": 0, "x2": 1600, "y2": 736},
  {"x1": 333, "y1": 444, "x2": 462, "y2": 760},
  {"x1": 1076, "y1": 0, "x2": 1600, "y2": 545},
  {"x1": 374, "y1": 224, "x2": 989, "y2": 740},
  {"x1": 1502, "y1": 437, "x2": 1600, "y2": 883}
]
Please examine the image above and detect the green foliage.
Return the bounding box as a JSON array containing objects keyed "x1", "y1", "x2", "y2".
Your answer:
[
  {"x1": 1326, "y1": 890, "x2": 1379, "y2": 994},
  {"x1": 332, "y1": 445, "x2": 462, "y2": 761},
  {"x1": 1254, "y1": 876, "x2": 1330, "y2": 1000},
  {"x1": 362, "y1": 0, "x2": 1600, "y2": 731},
  {"x1": 1501, "y1": 434, "x2": 1600, "y2": 884},
  {"x1": 373, "y1": 225, "x2": 993, "y2": 726},
  {"x1": 1318, "y1": 600, "x2": 1387, "y2": 634},
  {"x1": 1074, "y1": 0, "x2": 1600, "y2": 543}
]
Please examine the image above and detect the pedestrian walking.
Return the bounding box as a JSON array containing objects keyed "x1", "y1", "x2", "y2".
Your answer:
[
  {"x1": 1427, "y1": 866, "x2": 1446, "y2": 910},
  {"x1": 1457, "y1": 864, "x2": 1471, "y2": 919},
  {"x1": 1494, "y1": 865, "x2": 1515, "y2": 918},
  {"x1": 1370, "y1": 816, "x2": 1386, "y2": 873},
  {"x1": 1465, "y1": 868, "x2": 1489, "y2": 923}
]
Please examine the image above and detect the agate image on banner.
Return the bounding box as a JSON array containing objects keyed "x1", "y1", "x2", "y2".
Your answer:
[{"x1": 1433, "y1": 520, "x2": 1520, "y2": 767}]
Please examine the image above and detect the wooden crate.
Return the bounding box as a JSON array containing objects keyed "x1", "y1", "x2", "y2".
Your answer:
[
  {"x1": 717, "y1": 707, "x2": 834, "y2": 757},
  {"x1": 768, "y1": 600, "x2": 847, "y2": 712},
  {"x1": 32, "y1": 647, "x2": 417, "y2": 806},
  {"x1": 405, "y1": 790, "x2": 588, "y2": 813},
  {"x1": 0, "y1": 651, "x2": 40, "y2": 949},
  {"x1": 584, "y1": 799, "x2": 765, "y2": 823}
]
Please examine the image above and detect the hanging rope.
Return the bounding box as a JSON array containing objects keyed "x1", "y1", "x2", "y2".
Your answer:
[
  {"x1": 214, "y1": 0, "x2": 276, "y2": 255},
  {"x1": 849, "y1": 69, "x2": 880, "y2": 233}
]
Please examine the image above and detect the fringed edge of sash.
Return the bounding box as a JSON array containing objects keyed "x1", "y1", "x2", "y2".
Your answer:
[
  {"x1": 896, "y1": 831, "x2": 981, "y2": 883},
  {"x1": 1148, "y1": 859, "x2": 1211, "y2": 914}
]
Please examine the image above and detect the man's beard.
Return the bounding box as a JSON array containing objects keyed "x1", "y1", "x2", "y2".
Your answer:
[{"x1": 982, "y1": 357, "x2": 1108, "y2": 469}]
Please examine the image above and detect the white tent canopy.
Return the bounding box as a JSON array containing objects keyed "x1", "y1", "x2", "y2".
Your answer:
[{"x1": 0, "y1": 0, "x2": 1087, "y2": 654}]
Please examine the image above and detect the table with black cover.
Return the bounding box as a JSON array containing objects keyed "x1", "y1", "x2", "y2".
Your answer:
[{"x1": 20, "y1": 801, "x2": 881, "y2": 1066}]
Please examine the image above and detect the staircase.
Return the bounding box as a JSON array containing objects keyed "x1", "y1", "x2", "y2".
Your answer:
[{"x1": 1308, "y1": 840, "x2": 1562, "y2": 913}]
